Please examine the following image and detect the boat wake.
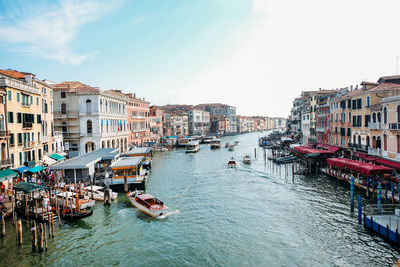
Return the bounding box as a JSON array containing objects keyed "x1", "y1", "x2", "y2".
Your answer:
[{"x1": 157, "y1": 209, "x2": 180, "y2": 219}]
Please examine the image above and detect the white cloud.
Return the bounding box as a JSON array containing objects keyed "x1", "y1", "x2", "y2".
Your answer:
[
  {"x1": 0, "y1": 0, "x2": 121, "y2": 65},
  {"x1": 167, "y1": 0, "x2": 400, "y2": 117}
]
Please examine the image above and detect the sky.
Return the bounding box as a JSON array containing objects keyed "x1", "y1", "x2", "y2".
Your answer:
[{"x1": 1, "y1": 0, "x2": 400, "y2": 117}]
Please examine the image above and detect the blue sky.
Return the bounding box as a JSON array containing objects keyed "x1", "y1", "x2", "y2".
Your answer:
[{"x1": 1, "y1": 0, "x2": 400, "y2": 117}]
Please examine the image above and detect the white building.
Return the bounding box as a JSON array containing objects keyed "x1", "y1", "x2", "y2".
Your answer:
[
  {"x1": 53, "y1": 82, "x2": 129, "y2": 158},
  {"x1": 301, "y1": 111, "x2": 311, "y2": 145},
  {"x1": 188, "y1": 109, "x2": 210, "y2": 136}
]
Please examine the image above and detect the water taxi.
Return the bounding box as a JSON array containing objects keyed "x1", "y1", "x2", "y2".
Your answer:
[
  {"x1": 109, "y1": 156, "x2": 148, "y2": 191},
  {"x1": 186, "y1": 140, "x2": 200, "y2": 153},
  {"x1": 243, "y1": 155, "x2": 251, "y2": 164},
  {"x1": 210, "y1": 139, "x2": 221, "y2": 149},
  {"x1": 84, "y1": 185, "x2": 118, "y2": 202},
  {"x1": 228, "y1": 158, "x2": 237, "y2": 168},
  {"x1": 127, "y1": 190, "x2": 169, "y2": 218},
  {"x1": 228, "y1": 145, "x2": 235, "y2": 151},
  {"x1": 202, "y1": 136, "x2": 215, "y2": 144},
  {"x1": 124, "y1": 147, "x2": 152, "y2": 170}
]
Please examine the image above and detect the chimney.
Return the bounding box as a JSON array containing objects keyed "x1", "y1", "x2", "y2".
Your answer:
[
  {"x1": 350, "y1": 85, "x2": 353, "y2": 91},
  {"x1": 134, "y1": 93, "x2": 136, "y2": 98},
  {"x1": 24, "y1": 74, "x2": 33, "y2": 86}
]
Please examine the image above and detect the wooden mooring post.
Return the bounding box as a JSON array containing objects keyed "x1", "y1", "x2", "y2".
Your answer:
[
  {"x1": 44, "y1": 223, "x2": 47, "y2": 251},
  {"x1": 16, "y1": 219, "x2": 22, "y2": 245},
  {"x1": 38, "y1": 223, "x2": 44, "y2": 252},
  {"x1": 124, "y1": 175, "x2": 128, "y2": 193},
  {"x1": 1, "y1": 211, "x2": 5, "y2": 237},
  {"x1": 32, "y1": 220, "x2": 37, "y2": 251}
]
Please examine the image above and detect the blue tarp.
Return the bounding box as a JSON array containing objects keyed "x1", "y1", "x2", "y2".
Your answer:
[{"x1": 14, "y1": 166, "x2": 29, "y2": 173}]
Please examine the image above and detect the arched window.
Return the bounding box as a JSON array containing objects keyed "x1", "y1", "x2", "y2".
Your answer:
[
  {"x1": 372, "y1": 136, "x2": 377, "y2": 148},
  {"x1": 62, "y1": 122, "x2": 67, "y2": 133},
  {"x1": 384, "y1": 134, "x2": 387, "y2": 151},
  {"x1": 384, "y1": 107, "x2": 388, "y2": 124},
  {"x1": 372, "y1": 113, "x2": 376, "y2": 123},
  {"x1": 105, "y1": 101, "x2": 108, "y2": 112},
  {"x1": 86, "y1": 99, "x2": 92, "y2": 114},
  {"x1": 0, "y1": 114, "x2": 4, "y2": 131},
  {"x1": 366, "y1": 136, "x2": 370, "y2": 147},
  {"x1": 100, "y1": 100, "x2": 103, "y2": 112},
  {"x1": 377, "y1": 112, "x2": 381, "y2": 123},
  {"x1": 353, "y1": 135, "x2": 356, "y2": 144},
  {"x1": 358, "y1": 135, "x2": 361, "y2": 145},
  {"x1": 61, "y1": 103, "x2": 67, "y2": 114},
  {"x1": 87, "y1": 120, "x2": 92, "y2": 134}
]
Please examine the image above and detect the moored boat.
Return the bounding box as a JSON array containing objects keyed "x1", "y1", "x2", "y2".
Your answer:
[
  {"x1": 53, "y1": 191, "x2": 95, "y2": 220},
  {"x1": 127, "y1": 190, "x2": 169, "y2": 217},
  {"x1": 186, "y1": 140, "x2": 200, "y2": 153},
  {"x1": 84, "y1": 185, "x2": 118, "y2": 201}
]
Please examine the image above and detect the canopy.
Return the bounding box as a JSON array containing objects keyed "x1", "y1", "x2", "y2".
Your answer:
[
  {"x1": 375, "y1": 158, "x2": 400, "y2": 171},
  {"x1": 14, "y1": 166, "x2": 29, "y2": 173},
  {"x1": 49, "y1": 153, "x2": 65, "y2": 161},
  {"x1": 28, "y1": 165, "x2": 44, "y2": 173},
  {"x1": 363, "y1": 157, "x2": 377, "y2": 162},
  {"x1": 0, "y1": 169, "x2": 18, "y2": 182},
  {"x1": 43, "y1": 155, "x2": 57, "y2": 166},
  {"x1": 293, "y1": 146, "x2": 334, "y2": 155},
  {"x1": 14, "y1": 182, "x2": 48, "y2": 193},
  {"x1": 316, "y1": 144, "x2": 340, "y2": 152},
  {"x1": 327, "y1": 158, "x2": 393, "y2": 175}
]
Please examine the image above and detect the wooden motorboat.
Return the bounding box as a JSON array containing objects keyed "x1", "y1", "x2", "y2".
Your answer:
[
  {"x1": 243, "y1": 155, "x2": 251, "y2": 164},
  {"x1": 84, "y1": 185, "x2": 118, "y2": 201},
  {"x1": 53, "y1": 191, "x2": 95, "y2": 220},
  {"x1": 127, "y1": 190, "x2": 169, "y2": 217}
]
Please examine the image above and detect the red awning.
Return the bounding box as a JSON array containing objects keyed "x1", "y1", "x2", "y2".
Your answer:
[
  {"x1": 306, "y1": 142, "x2": 315, "y2": 147},
  {"x1": 364, "y1": 157, "x2": 377, "y2": 162},
  {"x1": 294, "y1": 146, "x2": 334, "y2": 155},
  {"x1": 327, "y1": 157, "x2": 393, "y2": 175},
  {"x1": 317, "y1": 144, "x2": 340, "y2": 152},
  {"x1": 375, "y1": 158, "x2": 400, "y2": 171}
]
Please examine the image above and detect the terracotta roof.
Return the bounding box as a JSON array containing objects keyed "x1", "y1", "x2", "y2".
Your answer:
[
  {"x1": 0, "y1": 69, "x2": 32, "y2": 79},
  {"x1": 53, "y1": 81, "x2": 88, "y2": 90},
  {"x1": 377, "y1": 75, "x2": 400, "y2": 83},
  {"x1": 368, "y1": 82, "x2": 400, "y2": 92}
]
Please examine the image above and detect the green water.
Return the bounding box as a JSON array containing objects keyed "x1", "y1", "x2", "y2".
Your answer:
[{"x1": 1, "y1": 132, "x2": 399, "y2": 266}]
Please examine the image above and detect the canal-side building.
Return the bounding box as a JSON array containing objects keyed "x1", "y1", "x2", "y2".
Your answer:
[
  {"x1": 0, "y1": 78, "x2": 9, "y2": 169},
  {"x1": 124, "y1": 92, "x2": 150, "y2": 147},
  {"x1": 53, "y1": 82, "x2": 129, "y2": 158},
  {"x1": 0, "y1": 70, "x2": 43, "y2": 168},
  {"x1": 188, "y1": 109, "x2": 210, "y2": 136},
  {"x1": 149, "y1": 106, "x2": 163, "y2": 142},
  {"x1": 196, "y1": 103, "x2": 237, "y2": 134},
  {"x1": 381, "y1": 95, "x2": 400, "y2": 163}
]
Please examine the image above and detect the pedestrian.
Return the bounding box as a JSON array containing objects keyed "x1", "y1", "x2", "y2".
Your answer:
[
  {"x1": 0, "y1": 193, "x2": 4, "y2": 209},
  {"x1": 0, "y1": 182, "x2": 4, "y2": 193},
  {"x1": 7, "y1": 187, "x2": 12, "y2": 202}
]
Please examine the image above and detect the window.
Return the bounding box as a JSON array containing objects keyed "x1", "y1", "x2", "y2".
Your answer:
[
  {"x1": 61, "y1": 103, "x2": 67, "y2": 114},
  {"x1": 30, "y1": 96, "x2": 32, "y2": 104},
  {"x1": 357, "y1": 99, "x2": 362, "y2": 109},
  {"x1": 19, "y1": 152, "x2": 22, "y2": 165},
  {"x1": 61, "y1": 91, "x2": 66, "y2": 98},
  {"x1": 16, "y1": 93, "x2": 20, "y2": 102},
  {"x1": 10, "y1": 154, "x2": 14, "y2": 166},
  {"x1": 398, "y1": 106, "x2": 400, "y2": 123},
  {"x1": 8, "y1": 112, "x2": 13, "y2": 123},
  {"x1": 36, "y1": 97, "x2": 39, "y2": 106},
  {"x1": 7, "y1": 90, "x2": 11, "y2": 101},
  {"x1": 37, "y1": 114, "x2": 41, "y2": 124},
  {"x1": 86, "y1": 99, "x2": 92, "y2": 113},
  {"x1": 366, "y1": 96, "x2": 370, "y2": 108},
  {"x1": 17, "y1": 113, "x2": 21, "y2": 123},
  {"x1": 349, "y1": 112, "x2": 351, "y2": 122},
  {"x1": 38, "y1": 132, "x2": 40, "y2": 142},
  {"x1": 347, "y1": 128, "x2": 351, "y2": 137},
  {"x1": 384, "y1": 134, "x2": 388, "y2": 151},
  {"x1": 384, "y1": 107, "x2": 388, "y2": 124},
  {"x1": 9, "y1": 134, "x2": 14, "y2": 145},
  {"x1": 397, "y1": 135, "x2": 400, "y2": 153},
  {"x1": 365, "y1": 115, "x2": 370, "y2": 127},
  {"x1": 38, "y1": 149, "x2": 42, "y2": 160},
  {"x1": 87, "y1": 120, "x2": 92, "y2": 134},
  {"x1": 62, "y1": 123, "x2": 67, "y2": 133},
  {"x1": 32, "y1": 132, "x2": 34, "y2": 141},
  {"x1": 17, "y1": 133, "x2": 22, "y2": 144}
]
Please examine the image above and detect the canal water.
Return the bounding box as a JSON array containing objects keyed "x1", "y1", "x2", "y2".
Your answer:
[{"x1": 1, "y1": 132, "x2": 400, "y2": 266}]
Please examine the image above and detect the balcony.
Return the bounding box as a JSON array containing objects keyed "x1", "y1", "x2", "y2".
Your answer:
[
  {"x1": 316, "y1": 127, "x2": 326, "y2": 133},
  {"x1": 21, "y1": 102, "x2": 31, "y2": 108},
  {"x1": 22, "y1": 122, "x2": 32, "y2": 129},
  {"x1": 368, "y1": 122, "x2": 382, "y2": 130},
  {"x1": 0, "y1": 77, "x2": 40, "y2": 94},
  {"x1": 23, "y1": 141, "x2": 34, "y2": 150},
  {"x1": 54, "y1": 131, "x2": 63, "y2": 137},
  {"x1": 389, "y1": 123, "x2": 400, "y2": 130},
  {"x1": 0, "y1": 159, "x2": 12, "y2": 168},
  {"x1": 42, "y1": 135, "x2": 50, "y2": 143},
  {"x1": 348, "y1": 142, "x2": 369, "y2": 152},
  {"x1": 0, "y1": 130, "x2": 10, "y2": 138},
  {"x1": 368, "y1": 147, "x2": 382, "y2": 157}
]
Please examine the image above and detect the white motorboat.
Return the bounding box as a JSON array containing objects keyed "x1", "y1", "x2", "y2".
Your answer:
[
  {"x1": 127, "y1": 190, "x2": 169, "y2": 217},
  {"x1": 234, "y1": 141, "x2": 240, "y2": 146},
  {"x1": 84, "y1": 185, "x2": 118, "y2": 201},
  {"x1": 186, "y1": 140, "x2": 200, "y2": 153},
  {"x1": 228, "y1": 158, "x2": 237, "y2": 168},
  {"x1": 228, "y1": 145, "x2": 235, "y2": 151},
  {"x1": 243, "y1": 155, "x2": 251, "y2": 164},
  {"x1": 210, "y1": 139, "x2": 221, "y2": 149}
]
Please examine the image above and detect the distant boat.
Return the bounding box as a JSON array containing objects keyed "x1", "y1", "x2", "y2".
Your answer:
[
  {"x1": 234, "y1": 141, "x2": 240, "y2": 146},
  {"x1": 228, "y1": 158, "x2": 237, "y2": 168},
  {"x1": 228, "y1": 145, "x2": 235, "y2": 151},
  {"x1": 186, "y1": 140, "x2": 200, "y2": 153},
  {"x1": 210, "y1": 139, "x2": 221, "y2": 149},
  {"x1": 225, "y1": 142, "x2": 230, "y2": 148},
  {"x1": 243, "y1": 155, "x2": 251, "y2": 164},
  {"x1": 84, "y1": 185, "x2": 118, "y2": 202},
  {"x1": 127, "y1": 190, "x2": 169, "y2": 218},
  {"x1": 202, "y1": 136, "x2": 215, "y2": 144}
]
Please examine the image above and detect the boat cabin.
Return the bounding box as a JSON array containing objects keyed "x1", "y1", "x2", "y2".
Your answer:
[
  {"x1": 186, "y1": 140, "x2": 200, "y2": 153},
  {"x1": 124, "y1": 147, "x2": 152, "y2": 169},
  {"x1": 136, "y1": 194, "x2": 164, "y2": 209},
  {"x1": 109, "y1": 156, "x2": 147, "y2": 190}
]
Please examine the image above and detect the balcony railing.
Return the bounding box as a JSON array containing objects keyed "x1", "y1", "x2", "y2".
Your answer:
[
  {"x1": 368, "y1": 147, "x2": 382, "y2": 157},
  {"x1": 54, "y1": 131, "x2": 63, "y2": 137},
  {"x1": 0, "y1": 130, "x2": 10, "y2": 138},
  {"x1": 0, "y1": 77, "x2": 40, "y2": 94},
  {"x1": 348, "y1": 142, "x2": 369, "y2": 152},
  {"x1": 42, "y1": 135, "x2": 50, "y2": 143},
  {"x1": 21, "y1": 102, "x2": 31, "y2": 107},
  {"x1": 23, "y1": 141, "x2": 34, "y2": 150},
  {"x1": 389, "y1": 123, "x2": 400, "y2": 130},
  {"x1": 23, "y1": 122, "x2": 32, "y2": 129},
  {"x1": 0, "y1": 159, "x2": 11, "y2": 167},
  {"x1": 368, "y1": 122, "x2": 382, "y2": 130}
]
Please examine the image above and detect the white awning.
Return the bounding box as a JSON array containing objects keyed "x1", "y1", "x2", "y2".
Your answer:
[{"x1": 43, "y1": 155, "x2": 57, "y2": 166}]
